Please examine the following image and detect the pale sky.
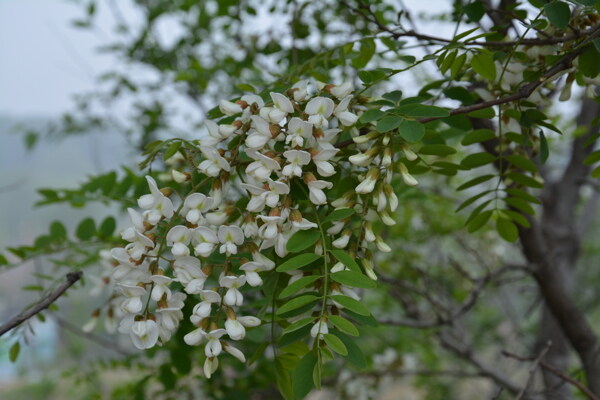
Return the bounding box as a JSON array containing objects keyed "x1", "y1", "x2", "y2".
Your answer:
[
  {"x1": 0, "y1": 0, "x2": 453, "y2": 117},
  {"x1": 0, "y1": 0, "x2": 134, "y2": 117}
]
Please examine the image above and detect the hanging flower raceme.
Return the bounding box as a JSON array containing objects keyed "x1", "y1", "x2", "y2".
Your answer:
[{"x1": 100, "y1": 79, "x2": 411, "y2": 379}]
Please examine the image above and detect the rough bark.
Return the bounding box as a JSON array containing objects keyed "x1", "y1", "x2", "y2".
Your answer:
[{"x1": 522, "y1": 97, "x2": 600, "y2": 396}]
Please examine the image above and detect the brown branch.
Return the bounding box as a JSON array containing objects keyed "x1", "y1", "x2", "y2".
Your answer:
[
  {"x1": 336, "y1": 23, "x2": 600, "y2": 149},
  {"x1": 503, "y1": 351, "x2": 600, "y2": 400},
  {"x1": 516, "y1": 342, "x2": 552, "y2": 400},
  {"x1": 346, "y1": 0, "x2": 598, "y2": 48},
  {"x1": 0, "y1": 271, "x2": 83, "y2": 337},
  {"x1": 439, "y1": 331, "x2": 521, "y2": 394},
  {"x1": 420, "y1": 28, "x2": 600, "y2": 124}
]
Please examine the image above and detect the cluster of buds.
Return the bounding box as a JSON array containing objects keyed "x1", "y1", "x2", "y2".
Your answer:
[{"x1": 96, "y1": 80, "x2": 412, "y2": 377}]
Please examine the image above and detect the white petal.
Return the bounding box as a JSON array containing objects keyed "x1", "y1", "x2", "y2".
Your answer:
[{"x1": 270, "y1": 92, "x2": 294, "y2": 113}]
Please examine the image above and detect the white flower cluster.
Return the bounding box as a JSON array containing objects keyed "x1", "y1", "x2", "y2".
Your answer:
[{"x1": 103, "y1": 80, "x2": 404, "y2": 378}]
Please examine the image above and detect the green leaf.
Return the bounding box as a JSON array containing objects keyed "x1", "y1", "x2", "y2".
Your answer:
[
  {"x1": 322, "y1": 208, "x2": 356, "y2": 223},
  {"x1": 0, "y1": 254, "x2": 8, "y2": 265},
  {"x1": 468, "y1": 209, "x2": 493, "y2": 233},
  {"x1": 467, "y1": 107, "x2": 496, "y2": 119},
  {"x1": 456, "y1": 174, "x2": 496, "y2": 191},
  {"x1": 496, "y1": 218, "x2": 519, "y2": 242},
  {"x1": 344, "y1": 309, "x2": 379, "y2": 327},
  {"x1": 505, "y1": 188, "x2": 541, "y2": 204},
  {"x1": 463, "y1": 1, "x2": 485, "y2": 22},
  {"x1": 323, "y1": 334, "x2": 348, "y2": 356},
  {"x1": 376, "y1": 116, "x2": 403, "y2": 132},
  {"x1": 277, "y1": 295, "x2": 319, "y2": 315},
  {"x1": 471, "y1": 53, "x2": 497, "y2": 81},
  {"x1": 453, "y1": 27, "x2": 480, "y2": 42},
  {"x1": 49, "y1": 221, "x2": 67, "y2": 240},
  {"x1": 504, "y1": 210, "x2": 531, "y2": 228},
  {"x1": 330, "y1": 295, "x2": 371, "y2": 316},
  {"x1": 280, "y1": 276, "x2": 321, "y2": 298},
  {"x1": 277, "y1": 253, "x2": 322, "y2": 272},
  {"x1": 584, "y1": 150, "x2": 600, "y2": 165},
  {"x1": 159, "y1": 365, "x2": 176, "y2": 391},
  {"x1": 465, "y1": 199, "x2": 492, "y2": 223},
  {"x1": 9, "y1": 342, "x2": 20, "y2": 363},
  {"x1": 505, "y1": 155, "x2": 537, "y2": 173},
  {"x1": 591, "y1": 165, "x2": 600, "y2": 178},
  {"x1": 359, "y1": 109, "x2": 385, "y2": 124},
  {"x1": 440, "y1": 50, "x2": 457, "y2": 75},
  {"x1": 330, "y1": 250, "x2": 361, "y2": 273},
  {"x1": 237, "y1": 83, "x2": 256, "y2": 92},
  {"x1": 330, "y1": 330, "x2": 367, "y2": 368},
  {"x1": 419, "y1": 145, "x2": 457, "y2": 156},
  {"x1": 540, "y1": 131, "x2": 549, "y2": 163},
  {"x1": 329, "y1": 315, "x2": 359, "y2": 337},
  {"x1": 505, "y1": 197, "x2": 536, "y2": 215},
  {"x1": 275, "y1": 358, "x2": 295, "y2": 400},
  {"x1": 293, "y1": 351, "x2": 317, "y2": 399},
  {"x1": 461, "y1": 129, "x2": 496, "y2": 145},
  {"x1": 331, "y1": 271, "x2": 376, "y2": 288},
  {"x1": 505, "y1": 172, "x2": 544, "y2": 189},
  {"x1": 76, "y1": 218, "x2": 96, "y2": 240},
  {"x1": 395, "y1": 104, "x2": 450, "y2": 118},
  {"x1": 282, "y1": 317, "x2": 316, "y2": 335},
  {"x1": 279, "y1": 324, "x2": 312, "y2": 347},
  {"x1": 99, "y1": 216, "x2": 116, "y2": 237},
  {"x1": 286, "y1": 230, "x2": 320, "y2": 252},
  {"x1": 399, "y1": 120, "x2": 425, "y2": 142},
  {"x1": 357, "y1": 70, "x2": 374, "y2": 84},
  {"x1": 163, "y1": 141, "x2": 182, "y2": 161},
  {"x1": 353, "y1": 38, "x2": 376, "y2": 68},
  {"x1": 22, "y1": 285, "x2": 44, "y2": 291},
  {"x1": 382, "y1": 90, "x2": 403, "y2": 103},
  {"x1": 456, "y1": 190, "x2": 493, "y2": 211},
  {"x1": 544, "y1": 1, "x2": 571, "y2": 30},
  {"x1": 450, "y1": 53, "x2": 467, "y2": 78},
  {"x1": 461, "y1": 152, "x2": 497, "y2": 169}
]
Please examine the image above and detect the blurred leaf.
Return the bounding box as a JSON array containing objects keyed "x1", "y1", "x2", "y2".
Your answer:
[
  {"x1": 544, "y1": 1, "x2": 571, "y2": 30},
  {"x1": 9, "y1": 342, "x2": 20, "y2": 363},
  {"x1": 76, "y1": 218, "x2": 96, "y2": 240}
]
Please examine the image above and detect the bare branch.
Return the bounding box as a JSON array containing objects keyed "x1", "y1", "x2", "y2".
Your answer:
[
  {"x1": 0, "y1": 271, "x2": 83, "y2": 337},
  {"x1": 503, "y1": 351, "x2": 600, "y2": 400},
  {"x1": 439, "y1": 331, "x2": 521, "y2": 394},
  {"x1": 345, "y1": 0, "x2": 597, "y2": 47},
  {"x1": 337, "y1": 25, "x2": 600, "y2": 149},
  {"x1": 515, "y1": 342, "x2": 552, "y2": 400}
]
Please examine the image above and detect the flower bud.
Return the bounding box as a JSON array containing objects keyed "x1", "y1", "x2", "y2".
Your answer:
[
  {"x1": 353, "y1": 131, "x2": 379, "y2": 144},
  {"x1": 399, "y1": 163, "x2": 418, "y2": 186},
  {"x1": 401, "y1": 143, "x2": 418, "y2": 161},
  {"x1": 355, "y1": 168, "x2": 380, "y2": 194},
  {"x1": 172, "y1": 169, "x2": 190, "y2": 183},
  {"x1": 375, "y1": 235, "x2": 391, "y2": 252},
  {"x1": 332, "y1": 230, "x2": 352, "y2": 249},
  {"x1": 382, "y1": 147, "x2": 393, "y2": 167}
]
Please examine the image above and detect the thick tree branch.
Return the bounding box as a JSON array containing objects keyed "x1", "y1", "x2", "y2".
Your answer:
[{"x1": 0, "y1": 271, "x2": 83, "y2": 337}]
